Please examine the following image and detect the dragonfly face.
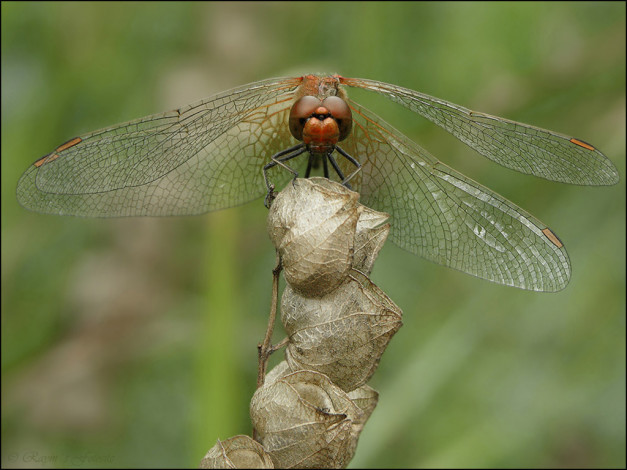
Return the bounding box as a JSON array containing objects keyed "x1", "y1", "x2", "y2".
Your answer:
[
  {"x1": 288, "y1": 95, "x2": 352, "y2": 154},
  {"x1": 16, "y1": 74, "x2": 619, "y2": 292}
]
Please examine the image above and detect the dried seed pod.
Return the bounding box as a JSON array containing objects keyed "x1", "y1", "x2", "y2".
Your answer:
[
  {"x1": 346, "y1": 385, "x2": 379, "y2": 421},
  {"x1": 281, "y1": 270, "x2": 403, "y2": 392},
  {"x1": 310, "y1": 178, "x2": 390, "y2": 274},
  {"x1": 264, "y1": 360, "x2": 293, "y2": 386},
  {"x1": 261, "y1": 362, "x2": 379, "y2": 465},
  {"x1": 346, "y1": 385, "x2": 379, "y2": 457},
  {"x1": 266, "y1": 361, "x2": 379, "y2": 429},
  {"x1": 200, "y1": 435, "x2": 274, "y2": 469},
  {"x1": 250, "y1": 370, "x2": 364, "y2": 469},
  {"x1": 267, "y1": 178, "x2": 361, "y2": 297},
  {"x1": 353, "y1": 206, "x2": 390, "y2": 274}
]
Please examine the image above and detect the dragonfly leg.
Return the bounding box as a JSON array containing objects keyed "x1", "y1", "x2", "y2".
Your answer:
[
  {"x1": 334, "y1": 146, "x2": 362, "y2": 189},
  {"x1": 304, "y1": 155, "x2": 313, "y2": 178},
  {"x1": 263, "y1": 144, "x2": 307, "y2": 208},
  {"x1": 327, "y1": 152, "x2": 351, "y2": 189},
  {"x1": 322, "y1": 153, "x2": 329, "y2": 178}
]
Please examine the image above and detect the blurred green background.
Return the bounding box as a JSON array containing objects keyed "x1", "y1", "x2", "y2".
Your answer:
[{"x1": 2, "y1": 2, "x2": 624, "y2": 468}]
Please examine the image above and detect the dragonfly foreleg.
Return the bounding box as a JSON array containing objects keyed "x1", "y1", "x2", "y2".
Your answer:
[{"x1": 263, "y1": 143, "x2": 307, "y2": 208}]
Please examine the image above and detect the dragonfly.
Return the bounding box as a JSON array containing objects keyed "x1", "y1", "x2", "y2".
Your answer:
[{"x1": 16, "y1": 74, "x2": 619, "y2": 293}]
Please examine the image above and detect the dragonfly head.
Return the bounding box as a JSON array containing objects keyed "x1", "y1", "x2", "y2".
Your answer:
[{"x1": 289, "y1": 96, "x2": 352, "y2": 152}]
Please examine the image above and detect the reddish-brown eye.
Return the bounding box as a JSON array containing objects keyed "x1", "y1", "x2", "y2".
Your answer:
[
  {"x1": 289, "y1": 96, "x2": 322, "y2": 140},
  {"x1": 322, "y1": 96, "x2": 352, "y2": 141}
]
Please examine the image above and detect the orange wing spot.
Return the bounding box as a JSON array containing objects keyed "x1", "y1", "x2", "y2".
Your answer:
[
  {"x1": 542, "y1": 228, "x2": 563, "y2": 248},
  {"x1": 34, "y1": 153, "x2": 60, "y2": 168},
  {"x1": 56, "y1": 136, "x2": 82, "y2": 152},
  {"x1": 570, "y1": 138, "x2": 595, "y2": 151}
]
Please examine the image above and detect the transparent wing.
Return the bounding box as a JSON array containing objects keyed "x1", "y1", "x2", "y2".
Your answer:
[
  {"x1": 338, "y1": 100, "x2": 571, "y2": 292},
  {"x1": 341, "y1": 77, "x2": 619, "y2": 186},
  {"x1": 16, "y1": 76, "x2": 302, "y2": 216}
]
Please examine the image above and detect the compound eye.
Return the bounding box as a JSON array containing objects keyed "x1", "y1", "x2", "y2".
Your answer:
[
  {"x1": 322, "y1": 96, "x2": 352, "y2": 141},
  {"x1": 289, "y1": 96, "x2": 322, "y2": 140}
]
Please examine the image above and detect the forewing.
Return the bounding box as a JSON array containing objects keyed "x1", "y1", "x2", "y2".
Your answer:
[
  {"x1": 341, "y1": 77, "x2": 619, "y2": 186},
  {"x1": 17, "y1": 76, "x2": 302, "y2": 216},
  {"x1": 339, "y1": 100, "x2": 571, "y2": 292}
]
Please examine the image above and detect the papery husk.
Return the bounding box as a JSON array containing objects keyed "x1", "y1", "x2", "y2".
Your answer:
[
  {"x1": 346, "y1": 385, "x2": 379, "y2": 422},
  {"x1": 346, "y1": 385, "x2": 379, "y2": 458},
  {"x1": 200, "y1": 435, "x2": 274, "y2": 469},
  {"x1": 353, "y1": 205, "x2": 390, "y2": 274},
  {"x1": 265, "y1": 362, "x2": 379, "y2": 424},
  {"x1": 264, "y1": 360, "x2": 293, "y2": 386},
  {"x1": 267, "y1": 178, "x2": 361, "y2": 297},
  {"x1": 250, "y1": 370, "x2": 364, "y2": 469},
  {"x1": 282, "y1": 270, "x2": 403, "y2": 391},
  {"x1": 260, "y1": 362, "x2": 380, "y2": 467},
  {"x1": 310, "y1": 178, "x2": 390, "y2": 275}
]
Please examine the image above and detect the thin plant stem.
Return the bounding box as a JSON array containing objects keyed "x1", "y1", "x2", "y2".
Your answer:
[
  {"x1": 257, "y1": 251, "x2": 284, "y2": 387},
  {"x1": 253, "y1": 251, "x2": 284, "y2": 442}
]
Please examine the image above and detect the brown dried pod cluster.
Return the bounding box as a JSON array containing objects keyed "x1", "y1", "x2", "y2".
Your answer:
[
  {"x1": 202, "y1": 178, "x2": 402, "y2": 469},
  {"x1": 251, "y1": 178, "x2": 402, "y2": 468}
]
